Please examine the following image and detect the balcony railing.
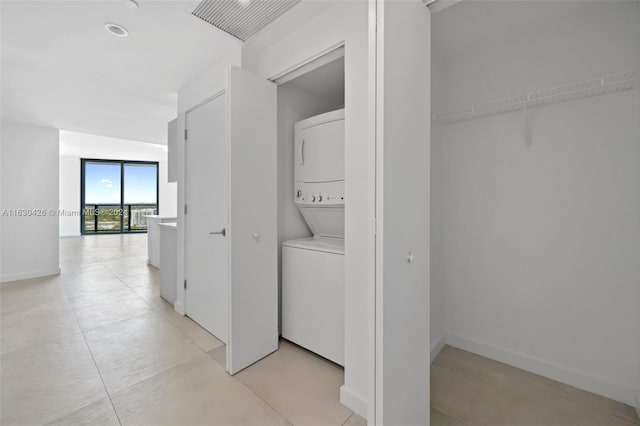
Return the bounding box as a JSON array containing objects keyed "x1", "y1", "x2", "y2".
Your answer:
[{"x1": 83, "y1": 204, "x2": 158, "y2": 233}]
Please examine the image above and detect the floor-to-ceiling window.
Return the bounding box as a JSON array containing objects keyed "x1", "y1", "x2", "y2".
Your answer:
[{"x1": 81, "y1": 159, "x2": 159, "y2": 234}]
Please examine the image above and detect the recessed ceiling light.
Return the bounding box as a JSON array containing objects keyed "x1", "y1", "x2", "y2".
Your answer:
[
  {"x1": 105, "y1": 23, "x2": 129, "y2": 38},
  {"x1": 123, "y1": 0, "x2": 139, "y2": 10}
]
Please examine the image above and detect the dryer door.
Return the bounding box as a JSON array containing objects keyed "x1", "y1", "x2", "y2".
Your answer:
[{"x1": 295, "y1": 118, "x2": 344, "y2": 184}]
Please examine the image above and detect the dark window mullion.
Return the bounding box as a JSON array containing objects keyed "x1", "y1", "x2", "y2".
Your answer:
[{"x1": 119, "y1": 161, "x2": 125, "y2": 233}]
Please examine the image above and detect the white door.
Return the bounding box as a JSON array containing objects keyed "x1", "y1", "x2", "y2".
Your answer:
[
  {"x1": 185, "y1": 93, "x2": 228, "y2": 343},
  {"x1": 375, "y1": 0, "x2": 431, "y2": 424},
  {"x1": 226, "y1": 66, "x2": 278, "y2": 374}
]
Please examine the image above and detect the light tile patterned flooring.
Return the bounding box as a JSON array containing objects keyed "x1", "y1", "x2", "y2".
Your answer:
[
  {"x1": 431, "y1": 347, "x2": 640, "y2": 426},
  {"x1": 2, "y1": 234, "x2": 639, "y2": 425},
  {"x1": 0, "y1": 234, "x2": 363, "y2": 426}
]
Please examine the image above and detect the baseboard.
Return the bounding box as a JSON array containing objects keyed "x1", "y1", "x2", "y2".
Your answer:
[
  {"x1": 340, "y1": 385, "x2": 367, "y2": 419},
  {"x1": 173, "y1": 300, "x2": 185, "y2": 315},
  {"x1": 1, "y1": 267, "x2": 61, "y2": 283},
  {"x1": 430, "y1": 335, "x2": 445, "y2": 363},
  {"x1": 445, "y1": 333, "x2": 637, "y2": 407}
]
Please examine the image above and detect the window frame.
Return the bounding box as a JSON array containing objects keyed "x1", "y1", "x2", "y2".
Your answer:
[{"x1": 80, "y1": 158, "x2": 160, "y2": 235}]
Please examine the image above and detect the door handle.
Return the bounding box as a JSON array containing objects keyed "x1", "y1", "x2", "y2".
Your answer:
[
  {"x1": 300, "y1": 139, "x2": 305, "y2": 165},
  {"x1": 209, "y1": 228, "x2": 226, "y2": 236}
]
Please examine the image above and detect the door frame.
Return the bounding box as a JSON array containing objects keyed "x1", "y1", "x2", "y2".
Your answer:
[
  {"x1": 368, "y1": 1, "x2": 378, "y2": 422},
  {"x1": 266, "y1": 39, "x2": 379, "y2": 421},
  {"x1": 183, "y1": 90, "x2": 228, "y2": 319}
]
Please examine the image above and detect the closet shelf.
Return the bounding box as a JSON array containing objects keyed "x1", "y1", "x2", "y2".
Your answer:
[{"x1": 432, "y1": 69, "x2": 640, "y2": 124}]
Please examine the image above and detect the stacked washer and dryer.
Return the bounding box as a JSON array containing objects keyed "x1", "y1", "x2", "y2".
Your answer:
[{"x1": 282, "y1": 109, "x2": 345, "y2": 366}]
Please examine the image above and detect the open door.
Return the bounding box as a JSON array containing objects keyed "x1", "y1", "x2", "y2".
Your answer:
[
  {"x1": 375, "y1": 0, "x2": 431, "y2": 424},
  {"x1": 226, "y1": 66, "x2": 278, "y2": 374}
]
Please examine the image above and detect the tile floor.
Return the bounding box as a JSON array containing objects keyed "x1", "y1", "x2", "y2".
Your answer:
[
  {"x1": 431, "y1": 345, "x2": 640, "y2": 426},
  {"x1": 2, "y1": 234, "x2": 639, "y2": 425},
  {"x1": 0, "y1": 234, "x2": 363, "y2": 426}
]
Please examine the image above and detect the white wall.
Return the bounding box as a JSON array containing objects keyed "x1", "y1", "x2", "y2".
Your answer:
[
  {"x1": 432, "y1": 0, "x2": 640, "y2": 406},
  {"x1": 167, "y1": 118, "x2": 178, "y2": 183},
  {"x1": 243, "y1": 1, "x2": 372, "y2": 416},
  {"x1": 1, "y1": 121, "x2": 60, "y2": 282},
  {"x1": 58, "y1": 130, "x2": 177, "y2": 237},
  {"x1": 59, "y1": 156, "x2": 81, "y2": 237},
  {"x1": 430, "y1": 120, "x2": 447, "y2": 361}
]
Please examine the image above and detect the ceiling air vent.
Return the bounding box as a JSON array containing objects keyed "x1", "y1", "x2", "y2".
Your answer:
[{"x1": 191, "y1": 0, "x2": 300, "y2": 42}]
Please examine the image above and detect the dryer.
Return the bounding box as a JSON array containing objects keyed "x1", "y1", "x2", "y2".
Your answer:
[
  {"x1": 282, "y1": 108, "x2": 345, "y2": 365},
  {"x1": 293, "y1": 108, "x2": 345, "y2": 235}
]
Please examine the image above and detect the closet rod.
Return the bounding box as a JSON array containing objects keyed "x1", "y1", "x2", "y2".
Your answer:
[{"x1": 432, "y1": 69, "x2": 640, "y2": 124}]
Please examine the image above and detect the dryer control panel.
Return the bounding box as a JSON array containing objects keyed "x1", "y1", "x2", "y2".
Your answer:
[{"x1": 294, "y1": 181, "x2": 344, "y2": 207}]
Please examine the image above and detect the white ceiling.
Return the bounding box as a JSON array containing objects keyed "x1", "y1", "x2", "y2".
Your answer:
[{"x1": 1, "y1": 0, "x2": 241, "y2": 144}]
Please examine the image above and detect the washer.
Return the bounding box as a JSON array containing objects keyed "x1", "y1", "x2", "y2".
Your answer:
[{"x1": 282, "y1": 237, "x2": 344, "y2": 366}]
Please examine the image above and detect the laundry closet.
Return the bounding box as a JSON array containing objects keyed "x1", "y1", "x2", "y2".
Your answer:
[
  {"x1": 177, "y1": 39, "x2": 350, "y2": 380},
  {"x1": 275, "y1": 49, "x2": 346, "y2": 366},
  {"x1": 180, "y1": 51, "x2": 346, "y2": 352}
]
